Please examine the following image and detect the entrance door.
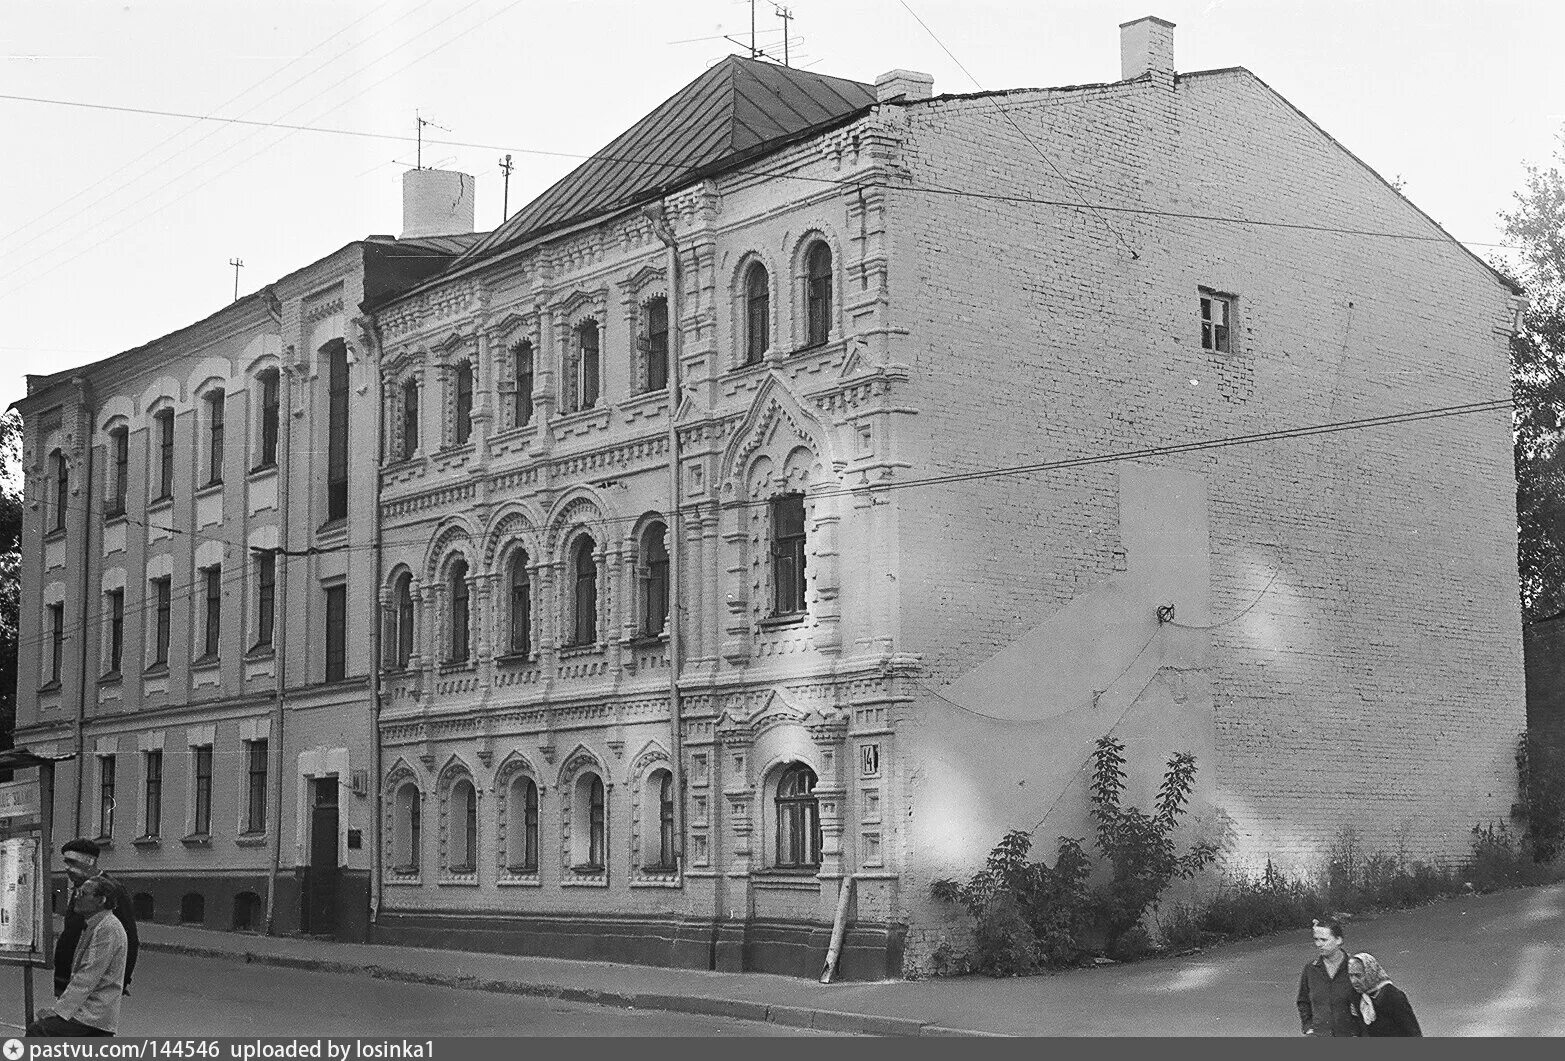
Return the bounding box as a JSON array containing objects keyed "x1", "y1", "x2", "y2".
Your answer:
[{"x1": 304, "y1": 777, "x2": 339, "y2": 936}]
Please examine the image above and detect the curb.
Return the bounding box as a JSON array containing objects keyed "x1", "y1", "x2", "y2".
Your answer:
[{"x1": 142, "y1": 939, "x2": 1006, "y2": 1037}]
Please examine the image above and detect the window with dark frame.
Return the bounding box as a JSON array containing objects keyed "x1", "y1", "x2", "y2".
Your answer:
[
  {"x1": 327, "y1": 344, "x2": 349, "y2": 520},
  {"x1": 107, "y1": 589, "x2": 124, "y2": 674},
  {"x1": 245, "y1": 739, "x2": 268, "y2": 835},
  {"x1": 98, "y1": 755, "x2": 115, "y2": 840},
  {"x1": 48, "y1": 602, "x2": 64, "y2": 685},
  {"x1": 770, "y1": 493, "x2": 806, "y2": 616},
  {"x1": 508, "y1": 554, "x2": 531, "y2": 658},
  {"x1": 394, "y1": 573, "x2": 415, "y2": 669},
  {"x1": 745, "y1": 262, "x2": 769, "y2": 364},
  {"x1": 1200, "y1": 292, "x2": 1233, "y2": 353},
  {"x1": 571, "y1": 537, "x2": 597, "y2": 646},
  {"x1": 324, "y1": 583, "x2": 347, "y2": 682},
  {"x1": 255, "y1": 552, "x2": 275, "y2": 650},
  {"x1": 640, "y1": 523, "x2": 668, "y2": 636},
  {"x1": 513, "y1": 342, "x2": 534, "y2": 427},
  {"x1": 152, "y1": 577, "x2": 171, "y2": 666},
  {"x1": 206, "y1": 390, "x2": 225, "y2": 486},
  {"x1": 193, "y1": 745, "x2": 213, "y2": 836},
  {"x1": 577, "y1": 322, "x2": 600, "y2": 410},
  {"x1": 454, "y1": 360, "x2": 473, "y2": 444},
  {"x1": 805, "y1": 242, "x2": 833, "y2": 348},
  {"x1": 643, "y1": 297, "x2": 669, "y2": 392},
  {"x1": 156, "y1": 409, "x2": 175, "y2": 500},
  {"x1": 144, "y1": 750, "x2": 162, "y2": 837},
  {"x1": 201, "y1": 565, "x2": 221, "y2": 660},
  {"x1": 108, "y1": 428, "x2": 129, "y2": 516},
  {"x1": 395, "y1": 782, "x2": 421, "y2": 872},
  {"x1": 400, "y1": 378, "x2": 419, "y2": 460},
  {"x1": 774, "y1": 762, "x2": 821, "y2": 868},
  {"x1": 509, "y1": 775, "x2": 539, "y2": 873},
  {"x1": 449, "y1": 559, "x2": 470, "y2": 662},
  {"x1": 52, "y1": 451, "x2": 68, "y2": 532},
  {"x1": 259, "y1": 369, "x2": 280, "y2": 468}
]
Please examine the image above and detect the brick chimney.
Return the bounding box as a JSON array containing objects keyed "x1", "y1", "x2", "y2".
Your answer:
[
  {"x1": 1119, "y1": 16, "x2": 1175, "y2": 83},
  {"x1": 875, "y1": 69, "x2": 934, "y2": 103},
  {"x1": 401, "y1": 167, "x2": 475, "y2": 238}
]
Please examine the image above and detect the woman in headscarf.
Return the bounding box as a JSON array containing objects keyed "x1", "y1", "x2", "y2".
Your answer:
[{"x1": 1348, "y1": 952, "x2": 1423, "y2": 1036}]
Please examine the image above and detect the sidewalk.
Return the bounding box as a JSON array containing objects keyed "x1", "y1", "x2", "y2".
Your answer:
[{"x1": 136, "y1": 882, "x2": 1565, "y2": 1037}]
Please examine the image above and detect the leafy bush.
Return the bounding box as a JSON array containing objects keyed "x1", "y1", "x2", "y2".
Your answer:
[
  {"x1": 1517, "y1": 731, "x2": 1565, "y2": 863},
  {"x1": 929, "y1": 736, "x2": 1211, "y2": 971}
]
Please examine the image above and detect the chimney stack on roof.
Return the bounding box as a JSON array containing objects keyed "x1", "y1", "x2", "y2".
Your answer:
[
  {"x1": 1120, "y1": 15, "x2": 1175, "y2": 83},
  {"x1": 402, "y1": 167, "x2": 476, "y2": 239},
  {"x1": 875, "y1": 69, "x2": 934, "y2": 103}
]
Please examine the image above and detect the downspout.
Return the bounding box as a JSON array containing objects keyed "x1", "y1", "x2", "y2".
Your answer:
[
  {"x1": 643, "y1": 204, "x2": 686, "y2": 872},
  {"x1": 361, "y1": 312, "x2": 387, "y2": 930},
  {"x1": 263, "y1": 347, "x2": 292, "y2": 936},
  {"x1": 70, "y1": 377, "x2": 96, "y2": 837}
]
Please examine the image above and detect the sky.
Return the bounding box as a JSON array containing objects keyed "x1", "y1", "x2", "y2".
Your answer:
[{"x1": 1, "y1": 0, "x2": 1561, "y2": 421}]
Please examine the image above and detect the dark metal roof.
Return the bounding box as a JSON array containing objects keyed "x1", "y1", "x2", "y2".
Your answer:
[{"x1": 453, "y1": 56, "x2": 876, "y2": 268}]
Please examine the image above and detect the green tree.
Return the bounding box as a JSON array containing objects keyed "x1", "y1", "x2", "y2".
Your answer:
[{"x1": 1498, "y1": 132, "x2": 1565, "y2": 620}]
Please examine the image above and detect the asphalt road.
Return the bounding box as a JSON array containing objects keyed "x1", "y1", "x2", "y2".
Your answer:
[{"x1": 1, "y1": 952, "x2": 844, "y2": 1038}]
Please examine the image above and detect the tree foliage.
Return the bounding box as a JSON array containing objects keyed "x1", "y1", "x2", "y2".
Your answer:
[{"x1": 1498, "y1": 132, "x2": 1565, "y2": 619}]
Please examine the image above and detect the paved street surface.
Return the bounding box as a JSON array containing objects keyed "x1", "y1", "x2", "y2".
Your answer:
[
  {"x1": 9, "y1": 882, "x2": 1562, "y2": 1036},
  {"x1": 0, "y1": 952, "x2": 842, "y2": 1037}
]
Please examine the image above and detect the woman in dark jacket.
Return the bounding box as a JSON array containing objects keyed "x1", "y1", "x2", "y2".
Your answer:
[{"x1": 1349, "y1": 952, "x2": 1423, "y2": 1036}]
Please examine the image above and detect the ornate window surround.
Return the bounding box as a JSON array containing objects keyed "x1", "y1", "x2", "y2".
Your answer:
[{"x1": 435, "y1": 756, "x2": 480, "y2": 885}]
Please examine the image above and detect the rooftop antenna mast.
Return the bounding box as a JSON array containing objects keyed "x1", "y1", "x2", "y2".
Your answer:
[
  {"x1": 498, "y1": 154, "x2": 514, "y2": 221},
  {"x1": 415, "y1": 110, "x2": 450, "y2": 170},
  {"x1": 229, "y1": 257, "x2": 244, "y2": 302},
  {"x1": 774, "y1": 3, "x2": 792, "y2": 67}
]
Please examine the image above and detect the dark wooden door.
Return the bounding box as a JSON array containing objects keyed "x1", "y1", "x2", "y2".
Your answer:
[{"x1": 304, "y1": 777, "x2": 339, "y2": 936}]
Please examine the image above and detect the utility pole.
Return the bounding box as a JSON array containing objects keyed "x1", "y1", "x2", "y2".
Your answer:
[
  {"x1": 229, "y1": 257, "x2": 244, "y2": 302},
  {"x1": 499, "y1": 154, "x2": 514, "y2": 221}
]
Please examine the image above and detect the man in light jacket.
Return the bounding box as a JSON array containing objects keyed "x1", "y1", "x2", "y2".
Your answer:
[{"x1": 27, "y1": 877, "x2": 128, "y2": 1037}]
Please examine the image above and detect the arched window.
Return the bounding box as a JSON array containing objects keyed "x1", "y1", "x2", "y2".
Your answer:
[
  {"x1": 506, "y1": 774, "x2": 539, "y2": 873},
  {"x1": 805, "y1": 241, "x2": 833, "y2": 347},
  {"x1": 513, "y1": 341, "x2": 534, "y2": 427},
  {"x1": 453, "y1": 361, "x2": 473, "y2": 445},
  {"x1": 180, "y1": 892, "x2": 206, "y2": 925},
  {"x1": 576, "y1": 321, "x2": 600, "y2": 410},
  {"x1": 390, "y1": 573, "x2": 415, "y2": 669},
  {"x1": 639, "y1": 522, "x2": 668, "y2": 636},
  {"x1": 51, "y1": 450, "x2": 68, "y2": 532},
  {"x1": 448, "y1": 778, "x2": 477, "y2": 873},
  {"x1": 400, "y1": 377, "x2": 420, "y2": 460},
  {"x1": 774, "y1": 763, "x2": 820, "y2": 869},
  {"x1": 153, "y1": 409, "x2": 175, "y2": 501},
  {"x1": 393, "y1": 782, "x2": 421, "y2": 872},
  {"x1": 448, "y1": 558, "x2": 470, "y2": 663},
  {"x1": 204, "y1": 389, "x2": 225, "y2": 486},
  {"x1": 257, "y1": 368, "x2": 281, "y2": 468},
  {"x1": 508, "y1": 552, "x2": 531, "y2": 658},
  {"x1": 106, "y1": 427, "x2": 129, "y2": 517},
  {"x1": 644, "y1": 768, "x2": 676, "y2": 872},
  {"x1": 744, "y1": 262, "x2": 770, "y2": 364},
  {"x1": 641, "y1": 297, "x2": 669, "y2": 393},
  {"x1": 571, "y1": 772, "x2": 606, "y2": 872},
  {"x1": 325, "y1": 342, "x2": 348, "y2": 520},
  {"x1": 571, "y1": 536, "x2": 597, "y2": 646}
]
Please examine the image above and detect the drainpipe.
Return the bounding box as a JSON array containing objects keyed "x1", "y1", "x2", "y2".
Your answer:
[
  {"x1": 643, "y1": 203, "x2": 686, "y2": 870},
  {"x1": 70, "y1": 376, "x2": 96, "y2": 837},
  {"x1": 263, "y1": 355, "x2": 293, "y2": 935},
  {"x1": 362, "y1": 313, "x2": 387, "y2": 930}
]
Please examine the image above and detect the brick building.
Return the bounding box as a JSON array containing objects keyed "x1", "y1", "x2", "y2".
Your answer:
[
  {"x1": 11, "y1": 197, "x2": 480, "y2": 939},
  {"x1": 13, "y1": 15, "x2": 1527, "y2": 980},
  {"x1": 358, "y1": 17, "x2": 1524, "y2": 978}
]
